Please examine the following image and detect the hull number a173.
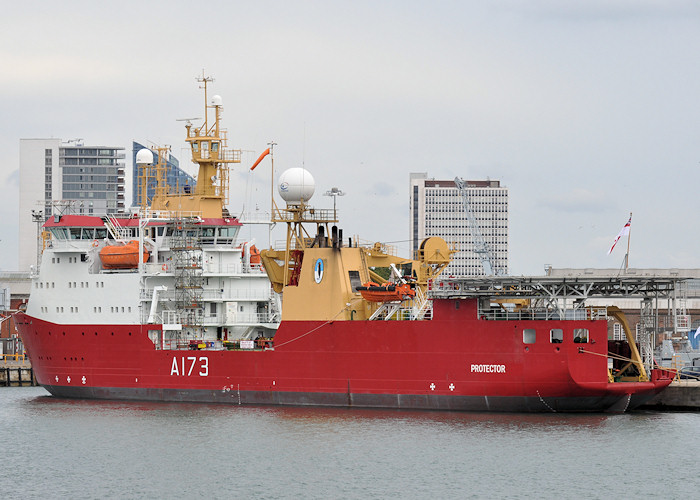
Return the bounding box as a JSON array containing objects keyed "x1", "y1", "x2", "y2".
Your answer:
[{"x1": 171, "y1": 356, "x2": 209, "y2": 376}]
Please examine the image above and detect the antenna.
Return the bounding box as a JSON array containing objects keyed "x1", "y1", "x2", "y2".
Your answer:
[
  {"x1": 195, "y1": 71, "x2": 214, "y2": 132},
  {"x1": 196, "y1": 70, "x2": 214, "y2": 86},
  {"x1": 324, "y1": 187, "x2": 345, "y2": 221}
]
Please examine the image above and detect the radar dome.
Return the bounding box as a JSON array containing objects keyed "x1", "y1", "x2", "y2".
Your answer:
[
  {"x1": 278, "y1": 168, "x2": 315, "y2": 203},
  {"x1": 135, "y1": 148, "x2": 154, "y2": 165},
  {"x1": 210, "y1": 95, "x2": 223, "y2": 107}
]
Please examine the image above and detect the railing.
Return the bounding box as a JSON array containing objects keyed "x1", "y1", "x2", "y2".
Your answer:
[
  {"x1": 407, "y1": 287, "x2": 428, "y2": 320},
  {"x1": 218, "y1": 149, "x2": 241, "y2": 162},
  {"x1": 140, "y1": 287, "x2": 271, "y2": 302},
  {"x1": 273, "y1": 207, "x2": 337, "y2": 223},
  {"x1": 0, "y1": 271, "x2": 31, "y2": 280},
  {"x1": 143, "y1": 261, "x2": 265, "y2": 276},
  {"x1": 104, "y1": 214, "x2": 130, "y2": 240},
  {"x1": 202, "y1": 312, "x2": 275, "y2": 325},
  {"x1": 201, "y1": 262, "x2": 266, "y2": 274},
  {"x1": 237, "y1": 212, "x2": 273, "y2": 224},
  {"x1": 158, "y1": 310, "x2": 275, "y2": 326},
  {"x1": 156, "y1": 338, "x2": 275, "y2": 351},
  {"x1": 477, "y1": 307, "x2": 608, "y2": 321},
  {"x1": 1, "y1": 354, "x2": 27, "y2": 364},
  {"x1": 368, "y1": 300, "x2": 433, "y2": 321},
  {"x1": 158, "y1": 339, "x2": 222, "y2": 351},
  {"x1": 269, "y1": 237, "x2": 397, "y2": 255},
  {"x1": 135, "y1": 210, "x2": 203, "y2": 219},
  {"x1": 401, "y1": 304, "x2": 433, "y2": 321},
  {"x1": 43, "y1": 239, "x2": 93, "y2": 250}
]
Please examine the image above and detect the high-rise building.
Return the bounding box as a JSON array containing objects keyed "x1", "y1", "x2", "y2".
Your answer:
[
  {"x1": 409, "y1": 172, "x2": 508, "y2": 276},
  {"x1": 131, "y1": 142, "x2": 194, "y2": 208},
  {"x1": 18, "y1": 139, "x2": 125, "y2": 271}
]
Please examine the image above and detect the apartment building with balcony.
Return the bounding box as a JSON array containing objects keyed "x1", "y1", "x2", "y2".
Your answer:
[{"x1": 18, "y1": 139, "x2": 125, "y2": 271}]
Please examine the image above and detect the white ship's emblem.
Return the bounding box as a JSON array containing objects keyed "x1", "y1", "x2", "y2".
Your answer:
[
  {"x1": 55, "y1": 376, "x2": 58, "y2": 383},
  {"x1": 314, "y1": 259, "x2": 324, "y2": 283},
  {"x1": 67, "y1": 376, "x2": 71, "y2": 383},
  {"x1": 82, "y1": 376, "x2": 86, "y2": 385},
  {"x1": 429, "y1": 383, "x2": 435, "y2": 391},
  {"x1": 449, "y1": 383, "x2": 455, "y2": 391}
]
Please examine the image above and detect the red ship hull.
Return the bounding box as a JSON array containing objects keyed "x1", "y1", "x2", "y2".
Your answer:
[{"x1": 14, "y1": 299, "x2": 672, "y2": 413}]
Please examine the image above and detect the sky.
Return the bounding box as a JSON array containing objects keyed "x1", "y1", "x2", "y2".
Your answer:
[{"x1": 1, "y1": 0, "x2": 699, "y2": 275}]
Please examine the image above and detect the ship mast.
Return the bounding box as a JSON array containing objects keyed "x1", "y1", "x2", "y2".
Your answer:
[
  {"x1": 138, "y1": 145, "x2": 170, "y2": 211},
  {"x1": 149, "y1": 72, "x2": 241, "y2": 218}
]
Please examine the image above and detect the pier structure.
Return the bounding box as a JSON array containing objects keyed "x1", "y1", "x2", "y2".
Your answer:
[{"x1": 1, "y1": 357, "x2": 36, "y2": 387}]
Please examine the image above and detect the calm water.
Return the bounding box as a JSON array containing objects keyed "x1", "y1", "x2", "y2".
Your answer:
[{"x1": 1, "y1": 387, "x2": 697, "y2": 499}]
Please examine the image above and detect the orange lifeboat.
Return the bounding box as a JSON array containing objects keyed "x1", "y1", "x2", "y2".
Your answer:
[
  {"x1": 249, "y1": 245, "x2": 261, "y2": 265},
  {"x1": 241, "y1": 243, "x2": 262, "y2": 265},
  {"x1": 99, "y1": 240, "x2": 150, "y2": 269},
  {"x1": 357, "y1": 281, "x2": 416, "y2": 302}
]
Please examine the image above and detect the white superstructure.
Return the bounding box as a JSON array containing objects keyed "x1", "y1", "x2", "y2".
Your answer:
[{"x1": 26, "y1": 213, "x2": 279, "y2": 348}]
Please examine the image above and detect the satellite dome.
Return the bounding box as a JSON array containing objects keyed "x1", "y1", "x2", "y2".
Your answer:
[
  {"x1": 278, "y1": 168, "x2": 315, "y2": 203},
  {"x1": 210, "y1": 95, "x2": 223, "y2": 107},
  {"x1": 135, "y1": 148, "x2": 154, "y2": 165}
]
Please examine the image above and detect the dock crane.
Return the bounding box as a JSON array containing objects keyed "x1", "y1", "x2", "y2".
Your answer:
[{"x1": 454, "y1": 177, "x2": 502, "y2": 276}]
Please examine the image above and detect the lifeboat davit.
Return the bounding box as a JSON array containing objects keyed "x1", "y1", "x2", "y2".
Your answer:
[
  {"x1": 357, "y1": 281, "x2": 416, "y2": 302},
  {"x1": 99, "y1": 240, "x2": 150, "y2": 269}
]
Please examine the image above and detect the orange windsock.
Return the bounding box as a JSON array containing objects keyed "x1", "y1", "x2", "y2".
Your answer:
[{"x1": 250, "y1": 148, "x2": 271, "y2": 171}]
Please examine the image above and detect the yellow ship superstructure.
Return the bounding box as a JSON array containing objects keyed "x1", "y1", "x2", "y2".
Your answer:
[{"x1": 149, "y1": 73, "x2": 241, "y2": 218}]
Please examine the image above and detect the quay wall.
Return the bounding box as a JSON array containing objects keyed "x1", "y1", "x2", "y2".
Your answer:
[
  {"x1": 0, "y1": 360, "x2": 37, "y2": 387},
  {"x1": 641, "y1": 380, "x2": 700, "y2": 411}
]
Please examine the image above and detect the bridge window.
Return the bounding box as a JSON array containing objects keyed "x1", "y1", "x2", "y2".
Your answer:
[
  {"x1": 523, "y1": 329, "x2": 536, "y2": 344},
  {"x1": 50, "y1": 228, "x2": 69, "y2": 240}
]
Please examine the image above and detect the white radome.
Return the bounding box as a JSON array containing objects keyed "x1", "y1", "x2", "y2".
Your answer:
[
  {"x1": 135, "y1": 148, "x2": 154, "y2": 165},
  {"x1": 278, "y1": 168, "x2": 315, "y2": 203}
]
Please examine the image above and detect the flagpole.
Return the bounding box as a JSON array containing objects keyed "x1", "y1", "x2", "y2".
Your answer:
[{"x1": 625, "y1": 211, "x2": 632, "y2": 271}]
